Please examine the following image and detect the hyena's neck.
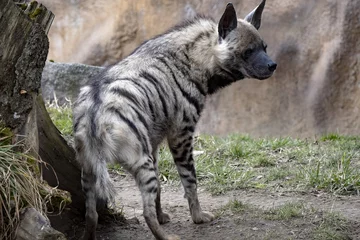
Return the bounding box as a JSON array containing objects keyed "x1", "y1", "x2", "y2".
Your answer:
[
  {"x1": 180, "y1": 21, "x2": 219, "y2": 73},
  {"x1": 167, "y1": 17, "x2": 239, "y2": 95}
]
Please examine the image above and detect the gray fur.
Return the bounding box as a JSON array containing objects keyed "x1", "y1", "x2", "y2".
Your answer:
[{"x1": 73, "y1": 1, "x2": 276, "y2": 240}]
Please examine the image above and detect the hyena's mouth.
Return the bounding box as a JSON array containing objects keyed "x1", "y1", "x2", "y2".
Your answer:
[
  {"x1": 244, "y1": 67, "x2": 276, "y2": 80},
  {"x1": 256, "y1": 72, "x2": 275, "y2": 80}
]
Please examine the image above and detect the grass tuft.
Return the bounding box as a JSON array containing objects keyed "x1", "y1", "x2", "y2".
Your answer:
[
  {"x1": 46, "y1": 102, "x2": 73, "y2": 140},
  {"x1": 220, "y1": 199, "x2": 248, "y2": 214},
  {"x1": 313, "y1": 212, "x2": 352, "y2": 240},
  {"x1": 0, "y1": 128, "x2": 70, "y2": 240},
  {"x1": 320, "y1": 133, "x2": 343, "y2": 142},
  {"x1": 264, "y1": 202, "x2": 308, "y2": 220},
  {"x1": 299, "y1": 152, "x2": 360, "y2": 194}
]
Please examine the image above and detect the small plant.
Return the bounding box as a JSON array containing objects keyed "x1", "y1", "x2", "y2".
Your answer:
[
  {"x1": 264, "y1": 202, "x2": 307, "y2": 220},
  {"x1": 251, "y1": 155, "x2": 275, "y2": 167},
  {"x1": 313, "y1": 212, "x2": 351, "y2": 240},
  {"x1": 229, "y1": 144, "x2": 249, "y2": 159},
  {"x1": 226, "y1": 199, "x2": 248, "y2": 213},
  {"x1": 270, "y1": 137, "x2": 291, "y2": 151},
  {"x1": 320, "y1": 133, "x2": 342, "y2": 142},
  {"x1": 216, "y1": 199, "x2": 249, "y2": 217}
]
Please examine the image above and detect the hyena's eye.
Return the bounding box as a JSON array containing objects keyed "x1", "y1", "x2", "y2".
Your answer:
[
  {"x1": 243, "y1": 48, "x2": 254, "y2": 59},
  {"x1": 263, "y1": 44, "x2": 268, "y2": 52}
]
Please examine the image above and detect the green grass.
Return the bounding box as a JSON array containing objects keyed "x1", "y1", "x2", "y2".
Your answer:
[
  {"x1": 181, "y1": 134, "x2": 360, "y2": 195},
  {"x1": 264, "y1": 202, "x2": 308, "y2": 220},
  {"x1": 46, "y1": 103, "x2": 73, "y2": 139},
  {"x1": 217, "y1": 199, "x2": 355, "y2": 239},
  {"x1": 313, "y1": 212, "x2": 352, "y2": 240},
  {"x1": 216, "y1": 199, "x2": 249, "y2": 217},
  {"x1": 47, "y1": 105, "x2": 360, "y2": 196},
  {"x1": 264, "y1": 203, "x2": 355, "y2": 239}
]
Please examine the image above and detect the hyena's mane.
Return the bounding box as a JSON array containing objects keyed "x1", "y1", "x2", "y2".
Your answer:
[
  {"x1": 129, "y1": 14, "x2": 216, "y2": 56},
  {"x1": 165, "y1": 14, "x2": 215, "y2": 33}
]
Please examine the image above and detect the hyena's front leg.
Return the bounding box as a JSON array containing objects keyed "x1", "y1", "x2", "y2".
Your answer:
[
  {"x1": 152, "y1": 148, "x2": 171, "y2": 224},
  {"x1": 168, "y1": 133, "x2": 214, "y2": 224}
]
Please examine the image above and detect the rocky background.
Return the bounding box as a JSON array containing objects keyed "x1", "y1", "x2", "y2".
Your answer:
[{"x1": 39, "y1": 0, "x2": 359, "y2": 137}]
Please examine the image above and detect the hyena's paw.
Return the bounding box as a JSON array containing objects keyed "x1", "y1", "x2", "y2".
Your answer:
[
  {"x1": 192, "y1": 211, "x2": 215, "y2": 224},
  {"x1": 158, "y1": 211, "x2": 171, "y2": 224},
  {"x1": 166, "y1": 234, "x2": 181, "y2": 240}
]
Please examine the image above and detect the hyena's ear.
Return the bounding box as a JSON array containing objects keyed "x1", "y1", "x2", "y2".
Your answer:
[
  {"x1": 244, "y1": 0, "x2": 266, "y2": 30},
  {"x1": 218, "y1": 3, "x2": 237, "y2": 40}
]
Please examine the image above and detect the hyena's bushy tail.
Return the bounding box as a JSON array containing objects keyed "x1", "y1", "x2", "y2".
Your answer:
[{"x1": 77, "y1": 138, "x2": 116, "y2": 207}]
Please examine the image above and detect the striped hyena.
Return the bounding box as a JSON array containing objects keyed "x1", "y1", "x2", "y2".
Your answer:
[{"x1": 73, "y1": 1, "x2": 276, "y2": 239}]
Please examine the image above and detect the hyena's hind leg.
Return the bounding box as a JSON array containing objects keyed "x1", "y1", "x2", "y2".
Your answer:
[
  {"x1": 168, "y1": 132, "x2": 214, "y2": 224},
  {"x1": 77, "y1": 139, "x2": 114, "y2": 240},
  {"x1": 152, "y1": 148, "x2": 171, "y2": 224},
  {"x1": 81, "y1": 170, "x2": 98, "y2": 240},
  {"x1": 132, "y1": 155, "x2": 179, "y2": 240}
]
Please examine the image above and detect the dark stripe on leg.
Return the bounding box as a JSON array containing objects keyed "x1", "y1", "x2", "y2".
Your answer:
[
  {"x1": 186, "y1": 178, "x2": 197, "y2": 185},
  {"x1": 147, "y1": 186, "x2": 158, "y2": 193},
  {"x1": 145, "y1": 176, "x2": 158, "y2": 185}
]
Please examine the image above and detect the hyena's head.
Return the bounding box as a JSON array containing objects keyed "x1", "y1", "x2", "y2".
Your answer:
[{"x1": 217, "y1": 0, "x2": 277, "y2": 80}]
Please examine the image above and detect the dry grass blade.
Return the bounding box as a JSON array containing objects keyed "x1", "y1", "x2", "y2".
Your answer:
[{"x1": 0, "y1": 129, "x2": 70, "y2": 240}]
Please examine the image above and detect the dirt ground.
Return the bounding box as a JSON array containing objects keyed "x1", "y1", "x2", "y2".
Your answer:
[{"x1": 63, "y1": 174, "x2": 360, "y2": 240}]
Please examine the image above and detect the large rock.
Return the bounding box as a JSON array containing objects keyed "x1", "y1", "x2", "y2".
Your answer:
[
  {"x1": 40, "y1": 0, "x2": 360, "y2": 137},
  {"x1": 41, "y1": 62, "x2": 102, "y2": 104},
  {"x1": 16, "y1": 208, "x2": 66, "y2": 240}
]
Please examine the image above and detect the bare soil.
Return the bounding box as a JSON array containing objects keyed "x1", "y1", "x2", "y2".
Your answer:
[{"x1": 63, "y1": 174, "x2": 360, "y2": 240}]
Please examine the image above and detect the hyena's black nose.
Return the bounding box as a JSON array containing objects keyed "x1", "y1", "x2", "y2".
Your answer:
[{"x1": 268, "y1": 62, "x2": 277, "y2": 72}]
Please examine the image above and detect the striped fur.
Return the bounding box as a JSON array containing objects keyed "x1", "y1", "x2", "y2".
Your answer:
[{"x1": 74, "y1": 1, "x2": 276, "y2": 240}]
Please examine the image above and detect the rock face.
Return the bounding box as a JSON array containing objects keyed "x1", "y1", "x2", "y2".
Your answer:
[{"x1": 40, "y1": 0, "x2": 360, "y2": 137}]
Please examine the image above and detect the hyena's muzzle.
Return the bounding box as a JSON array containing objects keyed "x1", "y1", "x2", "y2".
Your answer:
[{"x1": 245, "y1": 49, "x2": 277, "y2": 80}]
